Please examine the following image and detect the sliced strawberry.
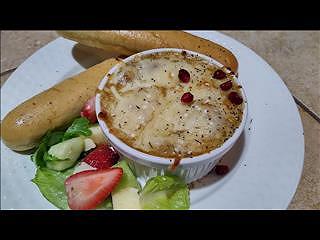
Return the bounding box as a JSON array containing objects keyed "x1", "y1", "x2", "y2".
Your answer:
[
  {"x1": 81, "y1": 96, "x2": 97, "y2": 123},
  {"x1": 84, "y1": 144, "x2": 120, "y2": 169},
  {"x1": 65, "y1": 168, "x2": 123, "y2": 210}
]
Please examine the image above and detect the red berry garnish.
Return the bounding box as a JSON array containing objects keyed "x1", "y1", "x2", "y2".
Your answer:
[
  {"x1": 178, "y1": 69, "x2": 190, "y2": 83},
  {"x1": 213, "y1": 69, "x2": 226, "y2": 79},
  {"x1": 228, "y1": 91, "x2": 243, "y2": 105},
  {"x1": 220, "y1": 80, "x2": 233, "y2": 91},
  {"x1": 181, "y1": 92, "x2": 194, "y2": 104},
  {"x1": 214, "y1": 165, "x2": 229, "y2": 175}
]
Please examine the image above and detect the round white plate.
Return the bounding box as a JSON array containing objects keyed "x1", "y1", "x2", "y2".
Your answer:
[{"x1": 1, "y1": 31, "x2": 304, "y2": 209}]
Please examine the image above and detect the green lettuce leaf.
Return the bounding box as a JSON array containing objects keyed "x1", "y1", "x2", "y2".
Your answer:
[
  {"x1": 31, "y1": 143, "x2": 47, "y2": 167},
  {"x1": 31, "y1": 131, "x2": 65, "y2": 167},
  {"x1": 32, "y1": 167, "x2": 74, "y2": 209},
  {"x1": 32, "y1": 118, "x2": 90, "y2": 168},
  {"x1": 43, "y1": 151, "x2": 63, "y2": 162},
  {"x1": 63, "y1": 117, "x2": 92, "y2": 141},
  {"x1": 42, "y1": 131, "x2": 65, "y2": 147},
  {"x1": 32, "y1": 167, "x2": 113, "y2": 210},
  {"x1": 140, "y1": 175, "x2": 190, "y2": 210},
  {"x1": 112, "y1": 160, "x2": 141, "y2": 192}
]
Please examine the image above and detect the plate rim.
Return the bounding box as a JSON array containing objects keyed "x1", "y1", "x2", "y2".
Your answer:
[{"x1": 1, "y1": 31, "x2": 305, "y2": 209}]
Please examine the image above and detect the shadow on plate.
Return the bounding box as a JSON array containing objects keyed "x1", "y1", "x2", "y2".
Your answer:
[
  {"x1": 71, "y1": 43, "x2": 124, "y2": 69},
  {"x1": 13, "y1": 149, "x2": 35, "y2": 155},
  {"x1": 188, "y1": 132, "x2": 245, "y2": 190}
]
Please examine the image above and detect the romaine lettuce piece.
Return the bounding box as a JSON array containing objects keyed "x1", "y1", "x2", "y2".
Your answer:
[
  {"x1": 112, "y1": 160, "x2": 141, "y2": 192},
  {"x1": 42, "y1": 131, "x2": 65, "y2": 147},
  {"x1": 32, "y1": 167, "x2": 74, "y2": 209},
  {"x1": 31, "y1": 131, "x2": 64, "y2": 167},
  {"x1": 31, "y1": 143, "x2": 47, "y2": 167},
  {"x1": 63, "y1": 117, "x2": 92, "y2": 140},
  {"x1": 140, "y1": 175, "x2": 190, "y2": 210}
]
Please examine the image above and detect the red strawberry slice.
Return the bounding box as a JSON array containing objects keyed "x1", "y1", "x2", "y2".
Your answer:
[
  {"x1": 84, "y1": 144, "x2": 120, "y2": 169},
  {"x1": 65, "y1": 168, "x2": 123, "y2": 210},
  {"x1": 81, "y1": 96, "x2": 97, "y2": 123}
]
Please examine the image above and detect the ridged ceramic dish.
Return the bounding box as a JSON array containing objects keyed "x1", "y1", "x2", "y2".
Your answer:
[{"x1": 96, "y1": 48, "x2": 248, "y2": 183}]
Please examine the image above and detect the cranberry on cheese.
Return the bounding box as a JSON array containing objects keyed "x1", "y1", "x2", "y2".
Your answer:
[{"x1": 100, "y1": 51, "x2": 243, "y2": 158}]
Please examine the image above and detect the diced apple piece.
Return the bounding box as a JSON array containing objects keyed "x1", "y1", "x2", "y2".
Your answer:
[
  {"x1": 84, "y1": 138, "x2": 96, "y2": 151},
  {"x1": 73, "y1": 161, "x2": 96, "y2": 174},
  {"x1": 89, "y1": 125, "x2": 108, "y2": 145},
  {"x1": 112, "y1": 187, "x2": 141, "y2": 210}
]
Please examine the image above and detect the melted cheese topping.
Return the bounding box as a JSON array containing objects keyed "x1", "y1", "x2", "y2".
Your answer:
[{"x1": 100, "y1": 52, "x2": 243, "y2": 158}]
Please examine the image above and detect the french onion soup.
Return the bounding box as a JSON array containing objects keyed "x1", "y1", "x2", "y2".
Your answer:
[{"x1": 99, "y1": 51, "x2": 244, "y2": 159}]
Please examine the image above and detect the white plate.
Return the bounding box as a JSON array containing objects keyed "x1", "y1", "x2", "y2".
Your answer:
[{"x1": 0, "y1": 31, "x2": 304, "y2": 209}]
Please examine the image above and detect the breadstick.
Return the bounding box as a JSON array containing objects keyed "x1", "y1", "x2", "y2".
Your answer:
[
  {"x1": 1, "y1": 58, "x2": 120, "y2": 151},
  {"x1": 58, "y1": 31, "x2": 238, "y2": 73}
]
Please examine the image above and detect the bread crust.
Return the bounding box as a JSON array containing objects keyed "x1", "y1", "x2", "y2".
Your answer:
[
  {"x1": 58, "y1": 31, "x2": 238, "y2": 73},
  {"x1": 1, "y1": 58, "x2": 120, "y2": 151}
]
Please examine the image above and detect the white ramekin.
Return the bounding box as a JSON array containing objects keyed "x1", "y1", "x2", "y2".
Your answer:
[{"x1": 96, "y1": 48, "x2": 248, "y2": 183}]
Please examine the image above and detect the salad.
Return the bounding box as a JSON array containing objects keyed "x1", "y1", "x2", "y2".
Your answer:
[{"x1": 31, "y1": 97, "x2": 190, "y2": 210}]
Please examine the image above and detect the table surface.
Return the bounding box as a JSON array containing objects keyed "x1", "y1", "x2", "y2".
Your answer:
[{"x1": 1, "y1": 31, "x2": 319, "y2": 209}]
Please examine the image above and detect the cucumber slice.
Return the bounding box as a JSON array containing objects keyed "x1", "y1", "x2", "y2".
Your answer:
[
  {"x1": 46, "y1": 158, "x2": 77, "y2": 171},
  {"x1": 48, "y1": 137, "x2": 84, "y2": 162},
  {"x1": 89, "y1": 125, "x2": 107, "y2": 145}
]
